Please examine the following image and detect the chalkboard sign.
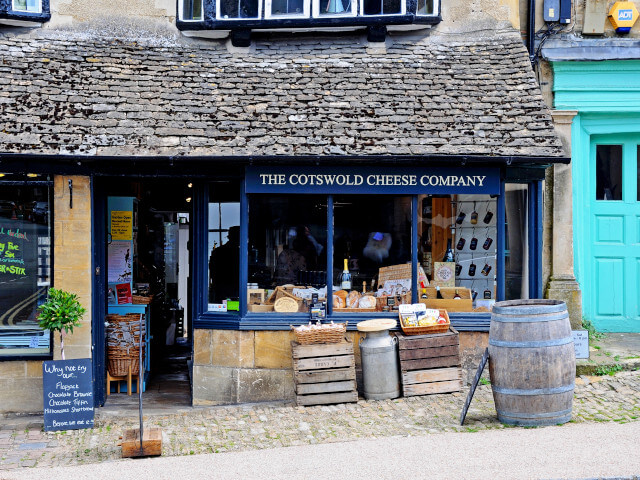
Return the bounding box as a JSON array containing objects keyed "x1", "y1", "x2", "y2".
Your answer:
[
  {"x1": 460, "y1": 347, "x2": 489, "y2": 426},
  {"x1": 43, "y1": 358, "x2": 94, "y2": 432}
]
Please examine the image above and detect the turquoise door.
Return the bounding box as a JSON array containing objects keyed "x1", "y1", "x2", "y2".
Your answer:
[{"x1": 588, "y1": 135, "x2": 640, "y2": 331}]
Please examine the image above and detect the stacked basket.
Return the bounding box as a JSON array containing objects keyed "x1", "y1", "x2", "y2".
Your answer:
[{"x1": 106, "y1": 313, "x2": 146, "y2": 377}]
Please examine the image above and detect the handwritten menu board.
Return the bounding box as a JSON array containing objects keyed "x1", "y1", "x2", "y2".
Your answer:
[{"x1": 43, "y1": 358, "x2": 94, "y2": 432}]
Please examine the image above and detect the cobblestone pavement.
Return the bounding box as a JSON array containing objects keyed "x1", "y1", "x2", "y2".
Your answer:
[{"x1": 1, "y1": 371, "x2": 638, "y2": 472}]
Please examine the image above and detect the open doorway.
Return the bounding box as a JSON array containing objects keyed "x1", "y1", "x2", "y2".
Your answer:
[{"x1": 100, "y1": 178, "x2": 193, "y2": 409}]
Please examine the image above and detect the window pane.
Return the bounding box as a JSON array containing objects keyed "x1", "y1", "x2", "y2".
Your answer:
[
  {"x1": 0, "y1": 181, "x2": 51, "y2": 357},
  {"x1": 416, "y1": 0, "x2": 433, "y2": 15},
  {"x1": 596, "y1": 144, "x2": 622, "y2": 200},
  {"x1": 637, "y1": 145, "x2": 640, "y2": 202},
  {"x1": 334, "y1": 195, "x2": 411, "y2": 312},
  {"x1": 505, "y1": 185, "x2": 529, "y2": 301},
  {"x1": 248, "y1": 195, "x2": 327, "y2": 313},
  {"x1": 208, "y1": 181, "x2": 241, "y2": 311},
  {"x1": 318, "y1": 0, "x2": 352, "y2": 15},
  {"x1": 420, "y1": 194, "x2": 497, "y2": 311},
  {"x1": 12, "y1": 0, "x2": 40, "y2": 12},
  {"x1": 181, "y1": 0, "x2": 203, "y2": 20},
  {"x1": 270, "y1": 0, "x2": 305, "y2": 15},
  {"x1": 363, "y1": 0, "x2": 401, "y2": 15},
  {"x1": 219, "y1": 0, "x2": 260, "y2": 18}
]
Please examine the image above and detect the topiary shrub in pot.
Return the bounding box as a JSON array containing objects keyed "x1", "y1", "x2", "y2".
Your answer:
[{"x1": 38, "y1": 288, "x2": 86, "y2": 360}]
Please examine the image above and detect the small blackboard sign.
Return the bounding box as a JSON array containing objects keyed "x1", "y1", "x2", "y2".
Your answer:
[
  {"x1": 43, "y1": 358, "x2": 94, "y2": 432},
  {"x1": 460, "y1": 347, "x2": 489, "y2": 426}
]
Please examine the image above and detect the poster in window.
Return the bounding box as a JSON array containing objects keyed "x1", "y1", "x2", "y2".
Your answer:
[
  {"x1": 110, "y1": 210, "x2": 133, "y2": 241},
  {"x1": 432, "y1": 262, "x2": 455, "y2": 287},
  {"x1": 107, "y1": 240, "x2": 132, "y2": 283},
  {"x1": 116, "y1": 283, "x2": 132, "y2": 304}
]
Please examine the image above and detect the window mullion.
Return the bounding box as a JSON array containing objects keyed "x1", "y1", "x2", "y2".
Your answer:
[{"x1": 326, "y1": 194, "x2": 334, "y2": 316}]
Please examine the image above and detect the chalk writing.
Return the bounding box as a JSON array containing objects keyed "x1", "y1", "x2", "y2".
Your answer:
[{"x1": 43, "y1": 359, "x2": 94, "y2": 432}]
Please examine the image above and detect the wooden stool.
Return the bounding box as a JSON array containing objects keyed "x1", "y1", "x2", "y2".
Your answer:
[{"x1": 107, "y1": 365, "x2": 140, "y2": 396}]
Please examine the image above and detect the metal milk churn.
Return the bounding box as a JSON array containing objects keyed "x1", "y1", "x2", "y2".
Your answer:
[{"x1": 357, "y1": 319, "x2": 400, "y2": 400}]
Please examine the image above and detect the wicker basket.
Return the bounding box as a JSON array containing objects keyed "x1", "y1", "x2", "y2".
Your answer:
[
  {"x1": 400, "y1": 309, "x2": 450, "y2": 335},
  {"x1": 132, "y1": 295, "x2": 153, "y2": 305},
  {"x1": 108, "y1": 355, "x2": 140, "y2": 376},
  {"x1": 291, "y1": 322, "x2": 347, "y2": 345}
]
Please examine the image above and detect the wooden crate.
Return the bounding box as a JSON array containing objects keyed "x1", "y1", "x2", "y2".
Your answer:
[
  {"x1": 292, "y1": 340, "x2": 358, "y2": 406},
  {"x1": 419, "y1": 287, "x2": 473, "y2": 312},
  {"x1": 395, "y1": 328, "x2": 462, "y2": 396}
]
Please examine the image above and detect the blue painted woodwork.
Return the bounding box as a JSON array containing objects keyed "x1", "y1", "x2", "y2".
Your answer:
[{"x1": 91, "y1": 180, "x2": 107, "y2": 407}]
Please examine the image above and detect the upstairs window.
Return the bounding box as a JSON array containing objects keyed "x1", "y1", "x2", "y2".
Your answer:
[
  {"x1": 218, "y1": 0, "x2": 261, "y2": 19},
  {"x1": 180, "y1": 0, "x2": 203, "y2": 20},
  {"x1": 416, "y1": 0, "x2": 434, "y2": 15},
  {"x1": 12, "y1": 0, "x2": 41, "y2": 13},
  {"x1": 313, "y1": 0, "x2": 356, "y2": 17},
  {"x1": 265, "y1": 0, "x2": 310, "y2": 18},
  {"x1": 361, "y1": 0, "x2": 403, "y2": 15}
]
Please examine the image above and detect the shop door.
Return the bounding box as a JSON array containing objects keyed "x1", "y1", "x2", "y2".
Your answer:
[{"x1": 588, "y1": 135, "x2": 640, "y2": 331}]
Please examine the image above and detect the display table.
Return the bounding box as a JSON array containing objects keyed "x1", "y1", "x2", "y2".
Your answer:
[{"x1": 107, "y1": 303, "x2": 150, "y2": 393}]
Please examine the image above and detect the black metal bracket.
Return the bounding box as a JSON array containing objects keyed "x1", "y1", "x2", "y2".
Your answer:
[{"x1": 68, "y1": 178, "x2": 73, "y2": 209}]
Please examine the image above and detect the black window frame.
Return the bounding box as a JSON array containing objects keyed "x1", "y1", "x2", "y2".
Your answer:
[{"x1": 0, "y1": 0, "x2": 51, "y2": 24}]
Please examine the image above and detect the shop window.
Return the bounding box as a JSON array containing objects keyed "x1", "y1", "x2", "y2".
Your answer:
[
  {"x1": 179, "y1": 0, "x2": 203, "y2": 20},
  {"x1": 0, "y1": 177, "x2": 52, "y2": 357},
  {"x1": 208, "y1": 181, "x2": 241, "y2": 312},
  {"x1": 361, "y1": 0, "x2": 403, "y2": 16},
  {"x1": 636, "y1": 145, "x2": 640, "y2": 202},
  {"x1": 247, "y1": 195, "x2": 327, "y2": 313},
  {"x1": 333, "y1": 195, "x2": 412, "y2": 311},
  {"x1": 596, "y1": 144, "x2": 623, "y2": 201},
  {"x1": 312, "y1": 0, "x2": 356, "y2": 17},
  {"x1": 419, "y1": 194, "x2": 498, "y2": 312},
  {"x1": 265, "y1": 0, "x2": 310, "y2": 17},
  {"x1": 218, "y1": 0, "x2": 261, "y2": 19},
  {"x1": 505, "y1": 185, "x2": 529, "y2": 301}
]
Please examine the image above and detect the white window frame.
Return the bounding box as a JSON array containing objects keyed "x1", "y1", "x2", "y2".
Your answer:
[
  {"x1": 265, "y1": 0, "x2": 310, "y2": 19},
  {"x1": 217, "y1": 0, "x2": 263, "y2": 20},
  {"x1": 179, "y1": 0, "x2": 204, "y2": 21},
  {"x1": 312, "y1": 0, "x2": 356, "y2": 18},
  {"x1": 11, "y1": 0, "x2": 42, "y2": 13},
  {"x1": 359, "y1": 0, "x2": 405, "y2": 16}
]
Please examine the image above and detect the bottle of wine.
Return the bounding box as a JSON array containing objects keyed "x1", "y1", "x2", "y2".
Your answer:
[
  {"x1": 339, "y1": 258, "x2": 352, "y2": 290},
  {"x1": 442, "y1": 239, "x2": 454, "y2": 262},
  {"x1": 436, "y1": 285, "x2": 444, "y2": 299},
  {"x1": 453, "y1": 289, "x2": 461, "y2": 300},
  {"x1": 421, "y1": 288, "x2": 428, "y2": 299}
]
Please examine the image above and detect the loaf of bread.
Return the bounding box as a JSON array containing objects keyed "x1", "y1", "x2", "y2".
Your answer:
[
  {"x1": 333, "y1": 294, "x2": 345, "y2": 309},
  {"x1": 358, "y1": 295, "x2": 376, "y2": 309},
  {"x1": 347, "y1": 290, "x2": 361, "y2": 308}
]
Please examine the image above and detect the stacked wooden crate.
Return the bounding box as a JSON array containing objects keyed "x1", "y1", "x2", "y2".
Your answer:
[
  {"x1": 395, "y1": 328, "x2": 462, "y2": 396},
  {"x1": 291, "y1": 340, "x2": 358, "y2": 406}
]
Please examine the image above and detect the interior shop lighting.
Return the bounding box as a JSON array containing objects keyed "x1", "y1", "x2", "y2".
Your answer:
[
  {"x1": 27, "y1": 173, "x2": 39, "y2": 177},
  {"x1": 185, "y1": 197, "x2": 192, "y2": 203}
]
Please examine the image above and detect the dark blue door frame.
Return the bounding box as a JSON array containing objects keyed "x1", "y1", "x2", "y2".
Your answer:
[{"x1": 91, "y1": 177, "x2": 107, "y2": 407}]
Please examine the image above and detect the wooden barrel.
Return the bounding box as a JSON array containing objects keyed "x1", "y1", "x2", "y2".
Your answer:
[{"x1": 489, "y1": 300, "x2": 575, "y2": 426}]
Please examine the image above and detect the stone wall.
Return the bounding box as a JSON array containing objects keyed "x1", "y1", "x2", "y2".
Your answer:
[
  {"x1": 0, "y1": 175, "x2": 92, "y2": 414},
  {"x1": 193, "y1": 328, "x2": 487, "y2": 405}
]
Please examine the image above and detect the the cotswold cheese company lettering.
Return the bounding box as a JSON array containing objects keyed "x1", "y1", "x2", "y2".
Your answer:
[
  {"x1": 42, "y1": 358, "x2": 94, "y2": 432},
  {"x1": 258, "y1": 174, "x2": 488, "y2": 188},
  {"x1": 246, "y1": 167, "x2": 500, "y2": 195}
]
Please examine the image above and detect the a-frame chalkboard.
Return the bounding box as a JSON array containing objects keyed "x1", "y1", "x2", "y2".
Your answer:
[{"x1": 459, "y1": 347, "x2": 489, "y2": 426}]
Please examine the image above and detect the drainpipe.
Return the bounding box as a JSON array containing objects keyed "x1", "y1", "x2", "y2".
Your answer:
[{"x1": 528, "y1": 0, "x2": 536, "y2": 66}]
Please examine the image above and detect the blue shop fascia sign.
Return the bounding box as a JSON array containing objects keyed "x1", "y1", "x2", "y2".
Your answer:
[{"x1": 246, "y1": 166, "x2": 501, "y2": 195}]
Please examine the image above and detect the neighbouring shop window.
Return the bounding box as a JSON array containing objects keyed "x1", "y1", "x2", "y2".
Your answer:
[
  {"x1": 266, "y1": 0, "x2": 309, "y2": 16},
  {"x1": 180, "y1": 0, "x2": 203, "y2": 20},
  {"x1": 505, "y1": 185, "x2": 529, "y2": 301},
  {"x1": 208, "y1": 181, "x2": 241, "y2": 311},
  {"x1": 596, "y1": 144, "x2": 623, "y2": 201},
  {"x1": 248, "y1": 195, "x2": 327, "y2": 313},
  {"x1": 218, "y1": 0, "x2": 260, "y2": 18},
  {"x1": 12, "y1": 0, "x2": 41, "y2": 12},
  {"x1": 361, "y1": 0, "x2": 402, "y2": 15},
  {"x1": 419, "y1": 194, "x2": 498, "y2": 312},
  {"x1": 333, "y1": 195, "x2": 412, "y2": 311},
  {"x1": 0, "y1": 178, "x2": 52, "y2": 357}
]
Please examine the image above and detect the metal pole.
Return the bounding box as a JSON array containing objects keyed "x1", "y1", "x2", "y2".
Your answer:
[{"x1": 139, "y1": 313, "x2": 144, "y2": 450}]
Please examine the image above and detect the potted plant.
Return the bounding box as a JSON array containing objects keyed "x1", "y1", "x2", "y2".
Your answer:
[{"x1": 38, "y1": 288, "x2": 86, "y2": 360}]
